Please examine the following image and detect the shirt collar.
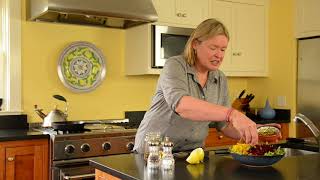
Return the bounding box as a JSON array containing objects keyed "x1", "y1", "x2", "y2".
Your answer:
[{"x1": 186, "y1": 64, "x2": 218, "y2": 84}]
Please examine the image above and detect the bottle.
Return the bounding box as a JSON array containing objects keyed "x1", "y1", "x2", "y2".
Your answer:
[
  {"x1": 147, "y1": 140, "x2": 161, "y2": 169},
  {"x1": 161, "y1": 137, "x2": 175, "y2": 170},
  {"x1": 144, "y1": 132, "x2": 162, "y2": 161}
]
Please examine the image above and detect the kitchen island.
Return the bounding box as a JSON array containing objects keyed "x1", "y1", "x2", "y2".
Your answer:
[{"x1": 90, "y1": 151, "x2": 320, "y2": 180}]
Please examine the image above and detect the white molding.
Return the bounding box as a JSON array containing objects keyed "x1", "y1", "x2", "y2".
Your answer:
[{"x1": 0, "y1": 0, "x2": 22, "y2": 112}]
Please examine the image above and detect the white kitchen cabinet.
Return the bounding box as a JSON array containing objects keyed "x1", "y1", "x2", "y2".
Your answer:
[
  {"x1": 295, "y1": 0, "x2": 320, "y2": 38},
  {"x1": 152, "y1": 0, "x2": 209, "y2": 28},
  {"x1": 125, "y1": 24, "x2": 161, "y2": 75},
  {"x1": 211, "y1": 0, "x2": 268, "y2": 76}
]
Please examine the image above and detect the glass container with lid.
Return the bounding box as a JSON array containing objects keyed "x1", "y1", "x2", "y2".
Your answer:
[
  {"x1": 147, "y1": 140, "x2": 161, "y2": 169},
  {"x1": 144, "y1": 132, "x2": 162, "y2": 160},
  {"x1": 161, "y1": 136, "x2": 175, "y2": 170}
]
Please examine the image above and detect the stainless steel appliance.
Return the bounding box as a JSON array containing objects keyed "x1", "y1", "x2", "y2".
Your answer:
[
  {"x1": 27, "y1": 0, "x2": 158, "y2": 29},
  {"x1": 297, "y1": 37, "x2": 320, "y2": 137},
  {"x1": 33, "y1": 120, "x2": 137, "y2": 180},
  {"x1": 152, "y1": 25, "x2": 194, "y2": 68}
]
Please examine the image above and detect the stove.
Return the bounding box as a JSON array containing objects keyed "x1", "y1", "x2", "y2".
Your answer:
[{"x1": 33, "y1": 120, "x2": 137, "y2": 180}]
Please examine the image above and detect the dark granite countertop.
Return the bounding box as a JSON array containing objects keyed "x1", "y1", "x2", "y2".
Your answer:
[
  {"x1": 90, "y1": 152, "x2": 320, "y2": 180},
  {"x1": 0, "y1": 129, "x2": 49, "y2": 142}
]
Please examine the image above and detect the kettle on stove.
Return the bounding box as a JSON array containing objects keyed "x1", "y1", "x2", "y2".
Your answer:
[{"x1": 34, "y1": 95, "x2": 68, "y2": 127}]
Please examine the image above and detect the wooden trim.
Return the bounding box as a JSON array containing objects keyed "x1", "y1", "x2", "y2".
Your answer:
[
  {"x1": 0, "y1": 139, "x2": 48, "y2": 147},
  {"x1": 0, "y1": 146, "x2": 5, "y2": 180}
]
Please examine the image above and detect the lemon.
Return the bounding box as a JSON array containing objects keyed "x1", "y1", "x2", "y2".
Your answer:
[{"x1": 186, "y1": 148, "x2": 205, "y2": 164}]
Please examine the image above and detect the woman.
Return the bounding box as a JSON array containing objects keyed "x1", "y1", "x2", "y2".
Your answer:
[{"x1": 133, "y1": 18, "x2": 274, "y2": 153}]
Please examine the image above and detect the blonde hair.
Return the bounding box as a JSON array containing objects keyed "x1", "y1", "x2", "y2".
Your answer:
[{"x1": 183, "y1": 18, "x2": 229, "y2": 66}]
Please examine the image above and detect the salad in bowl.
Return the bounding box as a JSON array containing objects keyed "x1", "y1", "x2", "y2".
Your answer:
[{"x1": 230, "y1": 143, "x2": 285, "y2": 167}]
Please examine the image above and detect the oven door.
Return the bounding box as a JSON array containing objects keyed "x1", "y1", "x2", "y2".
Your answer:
[{"x1": 53, "y1": 160, "x2": 95, "y2": 180}]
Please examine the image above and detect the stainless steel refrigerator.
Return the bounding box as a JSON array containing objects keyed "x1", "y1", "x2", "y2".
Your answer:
[{"x1": 297, "y1": 37, "x2": 320, "y2": 137}]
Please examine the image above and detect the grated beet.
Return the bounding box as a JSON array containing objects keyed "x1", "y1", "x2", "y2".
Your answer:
[{"x1": 248, "y1": 144, "x2": 277, "y2": 156}]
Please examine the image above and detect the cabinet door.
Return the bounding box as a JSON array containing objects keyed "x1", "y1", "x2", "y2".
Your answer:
[
  {"x1": 211, "y1": 0, "x2": 267, "y2": 76},
  {"x1": 231, "y1": 3, "x2": 266, "y2": 74},
  {"x1": 0, "y1": 139, "x2": 49, "y2": 180},
  {"x1": 152, "y1": 0, "x2": 177, "y2": 24},
  {"x1": 211, "y1": 1, "x2": 233, "y2": 72},
  {"x1": 176, "y1": 0, "x2": 209, "y2": 27},
  {"x1": 296, "y1": 0, "x2": 320, "y2": 38},
  {"x1": 153, "y1": 0, "x2": 209, "y2": 27},
  {"x1": 6, "y1": 145, "x2": 46, "y2": 180},
  {"x1": 205, "y1": 128, "x2": 237, "y2": 147},
  {"x1": 96, "y1": 169, "x2": 121, "y2": 180}
]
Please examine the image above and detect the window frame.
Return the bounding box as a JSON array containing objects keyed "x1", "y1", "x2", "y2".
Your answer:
[{"x1": 0, "y1": 0, "x2": 22, "y2": 114}]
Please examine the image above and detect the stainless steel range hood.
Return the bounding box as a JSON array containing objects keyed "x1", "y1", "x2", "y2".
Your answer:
[{"x1": 27, "y1": 0, "x2": 158, "y2": 29}]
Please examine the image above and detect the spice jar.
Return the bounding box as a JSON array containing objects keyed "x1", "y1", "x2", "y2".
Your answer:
[
  {"x1": 147, "y1": 140, "x2": 161, "y2": 169},
  {"x1": 161, "y1": 136, "x2": 175, "y2": 170},
  {"x1": 144, "y1": 132, "x2": 162, "y2": 160}
]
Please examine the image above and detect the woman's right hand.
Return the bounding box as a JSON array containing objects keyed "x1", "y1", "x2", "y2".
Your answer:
[{"x1": 228, "y1": 109, "x2": 258, "y2": 145}]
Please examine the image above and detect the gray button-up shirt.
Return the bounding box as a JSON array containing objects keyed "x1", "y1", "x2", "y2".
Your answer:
[{"x1": 133, "y1": 55, "x2": 230, "y2": 153}]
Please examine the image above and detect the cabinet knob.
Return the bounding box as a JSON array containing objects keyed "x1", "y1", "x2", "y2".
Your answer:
[
  {"x1": 237, "y1": 52, "x2": 242, "y2": 56},
  {"x1": 7, "y1": 157, "x2": 14, "y2": 161},
  {"x1": 176, "y1": 13, "x2": 182, "y2": 17},
  {"x1": 182, "y1": 13, "x2": 187, "y2": 17},
  {"x1": 232, "y1": 52, "x2": 238, "y2": 56}
]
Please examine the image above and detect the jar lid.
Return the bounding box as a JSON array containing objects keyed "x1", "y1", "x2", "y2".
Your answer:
[
  {"x1": 148, "y1": 140, "x2": 160, "y2": 146},
  {"x1": 162, "y1": 136, "x2": 174, "y2": 147}
]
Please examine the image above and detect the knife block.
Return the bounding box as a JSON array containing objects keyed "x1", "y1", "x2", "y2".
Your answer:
[{"x1": 232, "y1": 98, "x2": 250, "y2": 113}]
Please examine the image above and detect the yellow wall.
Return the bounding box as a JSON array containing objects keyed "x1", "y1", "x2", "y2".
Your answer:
[
  {"x1": 22, "y1": 0, "x2": 296, "y2": 133},
  {"x1": 22, "y1": 1, "x2": 158, "y2": 122}
]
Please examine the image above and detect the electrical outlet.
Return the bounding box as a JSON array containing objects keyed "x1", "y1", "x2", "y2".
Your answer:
[{"x1": 277, "y1": 96, "x2": 286, "y2": 107}]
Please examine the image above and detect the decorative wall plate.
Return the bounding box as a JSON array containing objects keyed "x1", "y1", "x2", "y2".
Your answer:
[{"x1": 58, "y1": 41, "x2": 106, "y2": 93}]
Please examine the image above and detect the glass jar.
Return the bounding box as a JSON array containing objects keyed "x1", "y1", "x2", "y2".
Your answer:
[
  {"x1": 161, "y1": 136, "x2": 175, "y2": 170},
  {"x1": 144, "y1": 132, "x2": 162, "y2": 160},
  {"x1": 147, "y1": 140, "x2": 161, "y2": 169}
]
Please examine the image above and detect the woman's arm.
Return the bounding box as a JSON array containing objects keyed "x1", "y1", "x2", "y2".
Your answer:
[
  {"x1": 175, "y1": 96, "x2": 229, "y2": 121},
  {"x1": 176, "y1": 96, "x2": 258, "y2": 144}
]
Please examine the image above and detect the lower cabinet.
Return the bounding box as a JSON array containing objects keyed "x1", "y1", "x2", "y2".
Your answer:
[
  {"x1": 205, "y1": 128, "x2": 237, "y2": 147},
  {"x1": 95, "y1": 169, "x2": 121, "y2": 180},
  {"x1": 205, "y1": 123, "x2": 289, "y2": 147},
  {"x1": 0, "y1": 138, "x2": 49, "y2": 180}
]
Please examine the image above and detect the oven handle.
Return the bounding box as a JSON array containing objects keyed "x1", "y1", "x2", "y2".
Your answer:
[{"x1": 63, "y1": 173, "x2": 95, "y2": 180}]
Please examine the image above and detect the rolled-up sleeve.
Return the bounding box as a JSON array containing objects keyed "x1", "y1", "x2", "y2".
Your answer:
[{"x1": 159, "y1": 58, "x2": 189, "y2": 111}]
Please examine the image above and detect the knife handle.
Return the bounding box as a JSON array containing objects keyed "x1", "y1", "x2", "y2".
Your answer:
[{"x1": 238, "y1": 90, "x2": 246, "y2": 98}]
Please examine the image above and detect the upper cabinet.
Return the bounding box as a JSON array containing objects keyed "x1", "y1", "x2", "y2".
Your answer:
[
  {"x1": 296, "y1": 0, "x2": 320, "y2": 38},
  {"x1": 125, "y1": 0, "x2": 268, "y2": 76},
  {"x1": 211, "y1": 0, "x2": 268, "y2": 76},
  {"x1": 152, "y1": 0, "x2": 209, "y2": 28}
]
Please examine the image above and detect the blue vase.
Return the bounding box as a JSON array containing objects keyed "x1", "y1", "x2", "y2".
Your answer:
[{"x1": 259, "y1": 99, "x2": 276, "y2": 119}]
